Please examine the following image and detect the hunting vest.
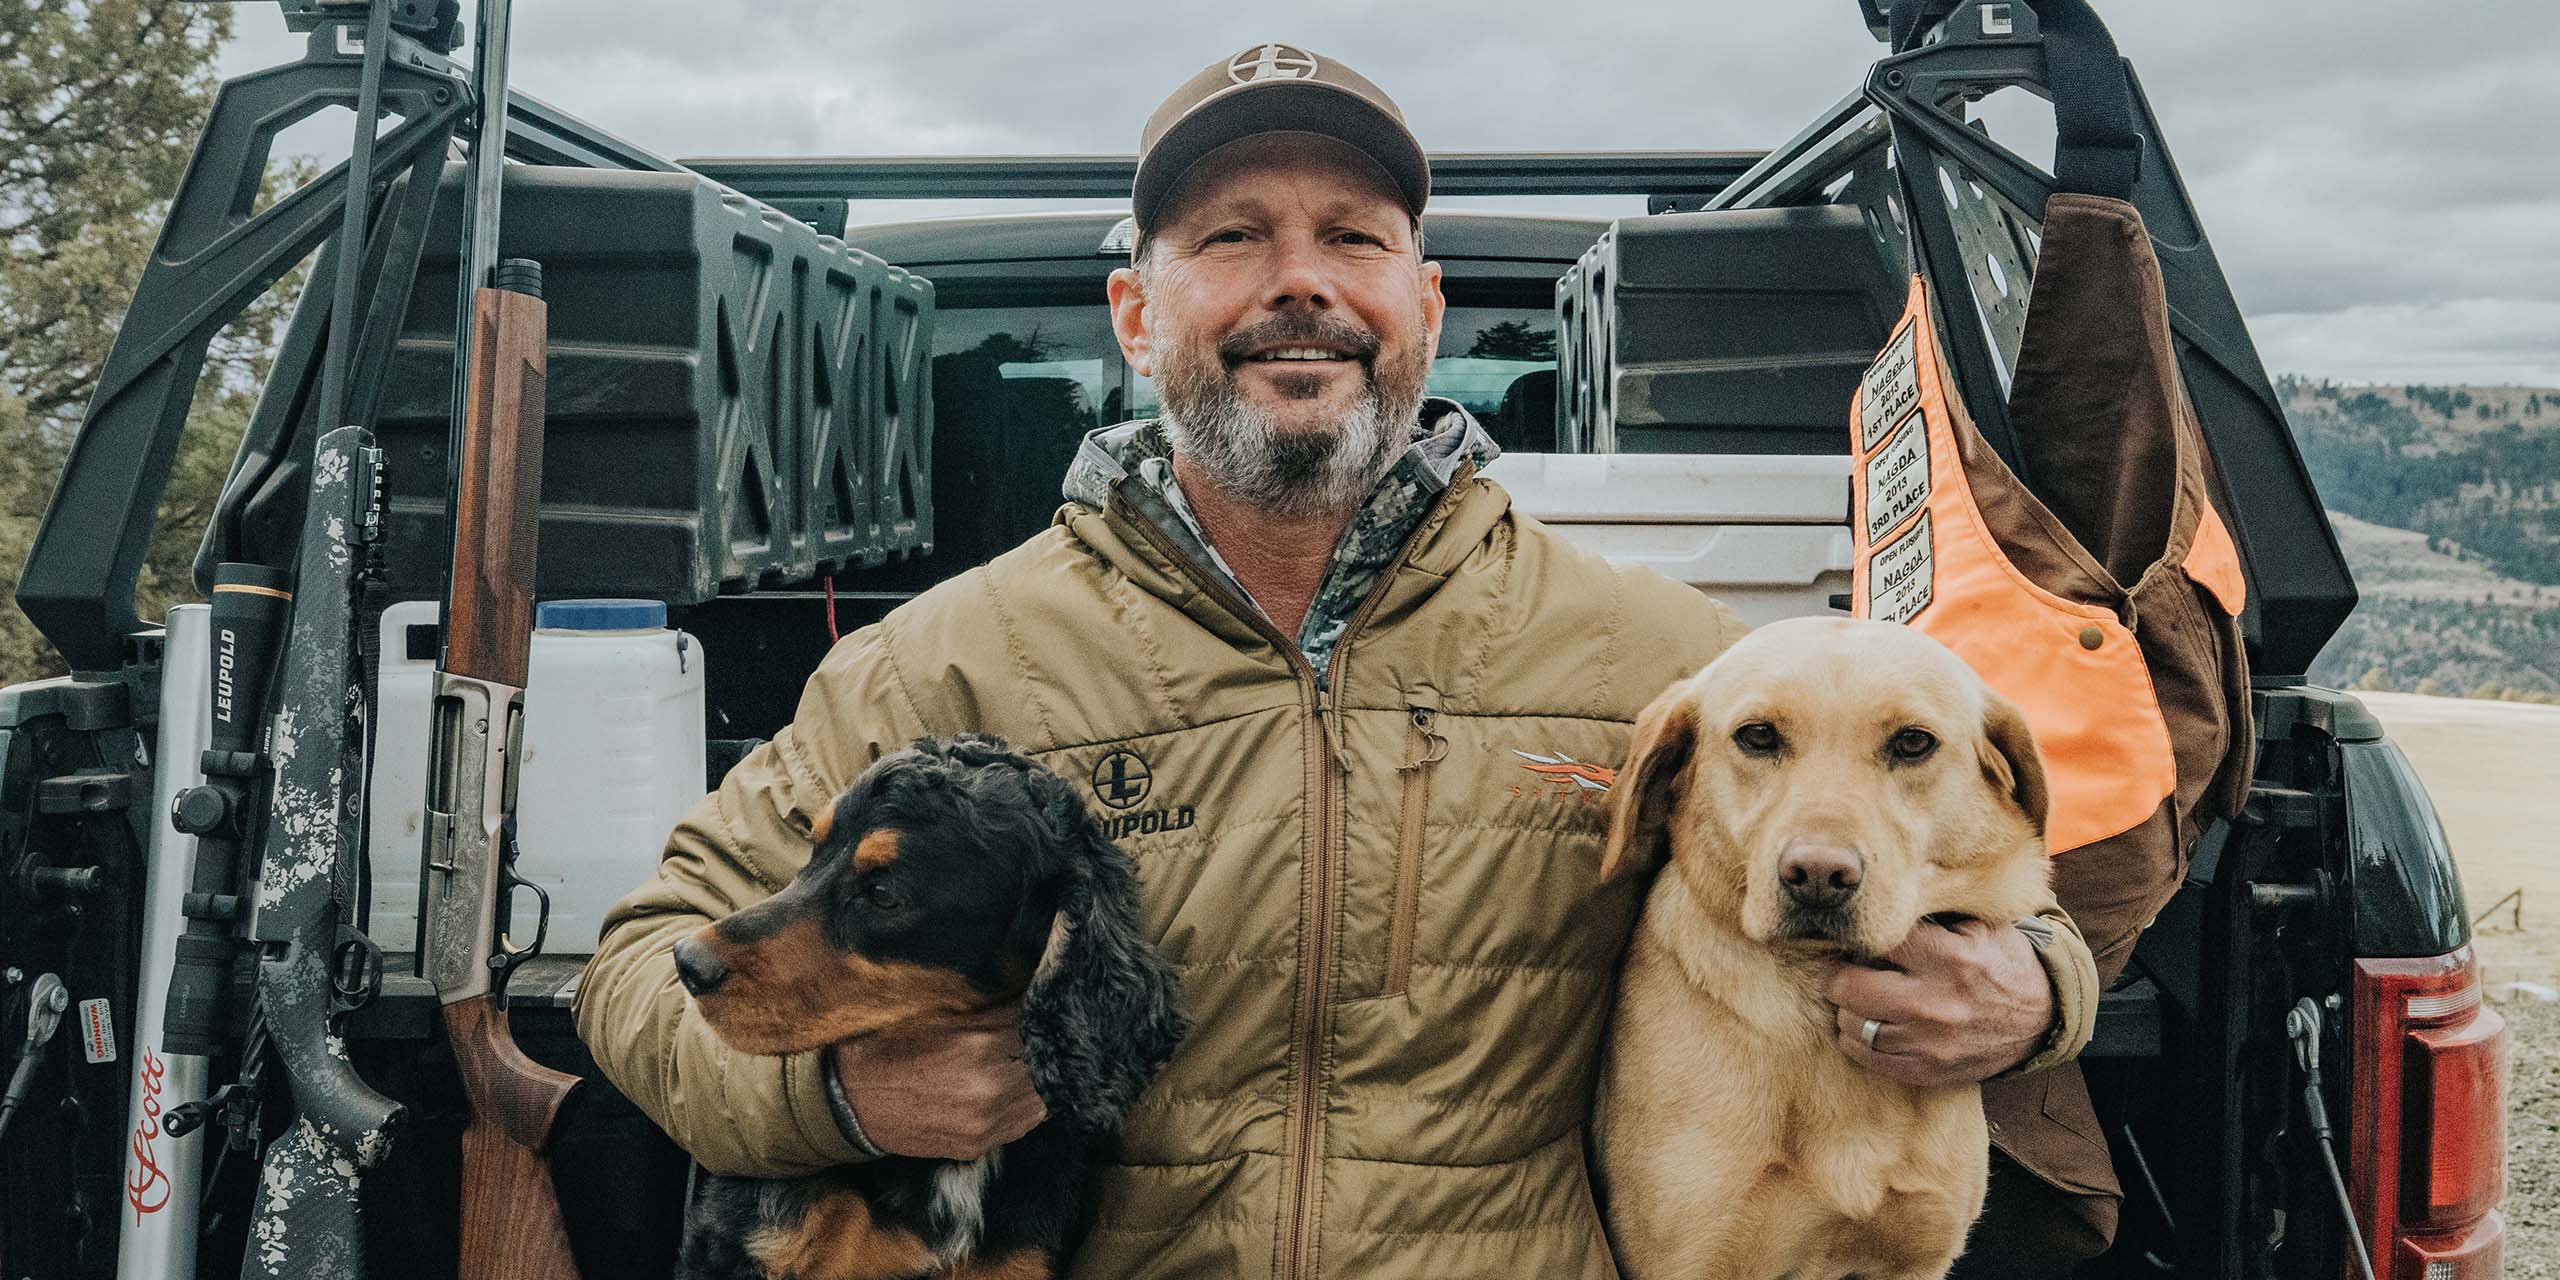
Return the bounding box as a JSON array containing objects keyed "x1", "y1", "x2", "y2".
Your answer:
[{"x1": 1847, "y1": 192, "x2": 2256, "y2": 1242}]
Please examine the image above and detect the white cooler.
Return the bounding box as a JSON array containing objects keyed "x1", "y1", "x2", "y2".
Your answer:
[{"x1": 1481, "y1": 452, "x2": 1854, "y2": 628}]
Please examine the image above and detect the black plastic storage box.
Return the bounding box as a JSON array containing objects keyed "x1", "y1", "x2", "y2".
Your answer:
[
  {"x1": 1559, "y1": 203, "x2": 1902, "y2": 457},
  {"x1": 376, "y1": 165, "x2": 934, "y2": 603}
]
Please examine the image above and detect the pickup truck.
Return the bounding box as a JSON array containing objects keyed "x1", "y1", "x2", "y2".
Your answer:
[{"x1": 0, "y1": 1, "x2": 2505, "y2": 1278}]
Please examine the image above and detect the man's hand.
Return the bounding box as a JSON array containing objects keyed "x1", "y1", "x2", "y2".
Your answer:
[
  {"x1": 1826, "y1": 917, "x2": 2053, "y2": 1088},
  {"x1": 831, "y1": 1006, "x2": 1046, "y2": 1160}
]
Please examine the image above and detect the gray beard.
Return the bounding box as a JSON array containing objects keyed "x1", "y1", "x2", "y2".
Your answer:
[{"x1": 1156, "y1": 362, "x2": 1423, "y2": 520}]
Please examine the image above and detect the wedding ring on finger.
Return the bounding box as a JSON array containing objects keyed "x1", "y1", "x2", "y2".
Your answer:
[{"x1": 1861, "y1": 1017, "x2": 1885, "y2": 1050}]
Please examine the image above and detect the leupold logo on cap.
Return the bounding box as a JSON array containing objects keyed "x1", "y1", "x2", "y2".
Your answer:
[{"x1": 1229, "y1": 43, "x2": 1319, "y2": 84}]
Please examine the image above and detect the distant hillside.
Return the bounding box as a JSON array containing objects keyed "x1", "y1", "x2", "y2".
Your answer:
[
  {"x1": 2285, "y1": 379, "x2": 2560, "y2": 698},
  {"x1": 2281, "y1": 377, "x2": 2560, "y2": 587}
]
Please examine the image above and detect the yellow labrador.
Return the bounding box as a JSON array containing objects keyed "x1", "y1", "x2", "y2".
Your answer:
[{"x1": 1593, "y1": 617, "x2": 2057, "y2": 1280}]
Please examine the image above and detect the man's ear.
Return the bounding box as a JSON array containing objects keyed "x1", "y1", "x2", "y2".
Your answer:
[
  {"x1": 1418, "y1": 256, "x2": 1446, "y2": 355},
  {"x1": 1977, "y1": 688, "x2": 2051, "y2": 836},
  {"x1": 1107, "y1": 265, "x2": 1154, "y2": 377},
  {"x1": 1601, "y1": 680, "x2": 1701, "y2": 882}
]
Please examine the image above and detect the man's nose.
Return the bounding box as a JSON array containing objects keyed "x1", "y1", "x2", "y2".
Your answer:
[
  {"x1": 672, "y1": 936, "x2": 729, "y2": 996},
  {"x1": 1261, "y1": 235, "x2": 1335, "y2": 311},
  {"x1": 1778, "y1": 841, "x2": 1863, "y2": 910}
]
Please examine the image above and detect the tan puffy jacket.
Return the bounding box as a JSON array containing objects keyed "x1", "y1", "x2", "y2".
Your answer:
[{"x1": 574, "y1": 472, "x2": 2098, "y2": 1278}]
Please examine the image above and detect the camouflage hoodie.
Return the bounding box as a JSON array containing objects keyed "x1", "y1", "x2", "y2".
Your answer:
[{"x1": 1062, "y1": 396, "x2": 1500, "y2": 687}]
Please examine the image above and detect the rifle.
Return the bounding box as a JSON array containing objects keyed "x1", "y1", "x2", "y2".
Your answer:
[
  {"x1": 417, "y1": 248, "x2": 580, "y2": 1279},
  {"x1": 237, "y1": 426, "x2": 407, "y2": 1277}
]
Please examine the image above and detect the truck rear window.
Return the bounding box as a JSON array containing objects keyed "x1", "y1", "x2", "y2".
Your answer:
[
  {"x1": 931, "y1": 300, "x2": 1560, "y2": 451},
  {"x1": 920, "y1": 295, "x2": 1560, "y2": 570}
]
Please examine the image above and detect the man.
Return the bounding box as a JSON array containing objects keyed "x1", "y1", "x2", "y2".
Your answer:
[{"x1": 575, "y1": 45, "x2": 2097, "y2": 1278}]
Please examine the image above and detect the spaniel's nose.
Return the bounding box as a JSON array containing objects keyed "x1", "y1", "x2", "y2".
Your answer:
[
  {"x1": 672, "y1": 937, "x2": 730, "y2": 996},
  {"x1": 1778, "y1": 842, "x2": 1863, "y2": 910}
]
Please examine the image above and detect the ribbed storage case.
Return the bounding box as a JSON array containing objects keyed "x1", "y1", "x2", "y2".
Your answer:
[
  {"x1": 1558, "y1": 204, "x2": 1902, "y2": 456},
  {"x1": 376, "y1": 165, "x2": 935, "y2": 605}
]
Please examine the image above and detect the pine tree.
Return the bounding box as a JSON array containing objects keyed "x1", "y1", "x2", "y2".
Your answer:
[{"x1": 2, "y1": 2, "x2": 307, "y2": 684}]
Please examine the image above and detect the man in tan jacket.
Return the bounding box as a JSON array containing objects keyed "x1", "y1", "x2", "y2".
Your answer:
[{"x1": 576, "y1": 44, "x2": 2098, "y2": 1278}]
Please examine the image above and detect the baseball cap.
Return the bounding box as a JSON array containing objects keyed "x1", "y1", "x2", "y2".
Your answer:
[{"x1": 1132, "y1": 43, "x2": 1430, "y2": 243}]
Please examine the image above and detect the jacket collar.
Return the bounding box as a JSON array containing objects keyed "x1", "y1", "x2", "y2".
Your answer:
[{"x1": 1055, "y1": 398, "x2": 1510, "y2": 650}]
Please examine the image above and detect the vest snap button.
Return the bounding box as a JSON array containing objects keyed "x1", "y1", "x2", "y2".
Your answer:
[{"x1": 2078, "y1": 625, "x2": 2104, "y2": 650}]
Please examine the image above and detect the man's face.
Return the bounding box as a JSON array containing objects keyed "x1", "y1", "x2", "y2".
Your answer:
[{"x1": 1109, "y1": 132, "x2": 1446, "y2": 517}]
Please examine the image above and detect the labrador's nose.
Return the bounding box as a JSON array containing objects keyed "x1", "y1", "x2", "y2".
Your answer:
[
  {"x1": 1778, "y1": 842, "x2": 1863, "y2": 910},
  {"x1": 672, "y1": 936, "x2": 730, "y2": 996}
]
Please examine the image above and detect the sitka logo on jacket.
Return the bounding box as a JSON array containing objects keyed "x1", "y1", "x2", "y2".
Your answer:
[
  {"x1": 1091, "y1": 748, "x2": 1197, "y2": 840},
  {"x1": 1512, "y1": 750, "x2": 1615, "y2": 805}
]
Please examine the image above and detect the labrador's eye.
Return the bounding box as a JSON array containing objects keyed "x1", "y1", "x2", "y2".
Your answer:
[
  {"x1": 1732, "y1": 721, "x2": 1783, "y2": 755},
  {"x1": 862, "y1": 883, "x2": 902, "y2": 912},
  {"x1": 1889, "y1": 727, "x2": 1938, "y2": 762}
]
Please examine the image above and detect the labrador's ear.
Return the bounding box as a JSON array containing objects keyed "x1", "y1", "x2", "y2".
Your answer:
[
  {"x1": 1976, "y1": 687, "x2": 2051, "y2": 836},
  {"x1": 1602, "y1": 681, "x2": 1702, "y2": 882}
]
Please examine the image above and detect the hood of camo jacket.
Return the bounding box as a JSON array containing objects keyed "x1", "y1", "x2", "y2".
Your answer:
[{"x1": 576, "y1": 452, "x2": 2098, "y2": 1278}]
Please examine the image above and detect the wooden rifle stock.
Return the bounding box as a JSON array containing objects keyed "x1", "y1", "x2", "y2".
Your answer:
[
  {"x1": 446, "y1": 284, "x2": 547, "y2": 688},
  {"x1": 440, "y1": 271, "x2": 583, "y2": 1280},
  {"x1": 446, "y1": 995, "x2": 581, "y2": 1280}
]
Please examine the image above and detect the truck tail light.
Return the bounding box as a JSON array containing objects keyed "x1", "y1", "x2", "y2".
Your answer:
[{"x1": 2351, "y1": 949, "x2": 2509, "y2": 1280}]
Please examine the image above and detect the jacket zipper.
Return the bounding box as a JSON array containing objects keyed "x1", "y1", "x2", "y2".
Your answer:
[
  {"x1": 1383, "y1": 705, "x2": 1443, "y2": 1000},
  {"x1": 1106, "y1": 479, "x2": 1464, "y2": 1280}
]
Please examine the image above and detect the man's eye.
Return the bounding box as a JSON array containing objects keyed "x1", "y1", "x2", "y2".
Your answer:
[
  {"x1": 1889, "y1": 728, "x2": 1938, "y2": 762},
  {"x1": 1206, "y1": 228, "x2": 1250, "y2": 244},
  {"x1": 1732, "y1": 722, "x2": 1783, "y2": 755},
  {"x1": 861, "y1": 883, "x2": 902, "y2": 911}
]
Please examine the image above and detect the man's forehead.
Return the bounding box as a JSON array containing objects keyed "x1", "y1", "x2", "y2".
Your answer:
[{"x1": 1155, "y1": 132, "x2": 1407, "y2": 228}]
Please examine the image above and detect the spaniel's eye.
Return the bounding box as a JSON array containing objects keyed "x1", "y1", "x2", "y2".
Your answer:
[
  {"x1": 861, "y1": 883, "x2": 902, "y2": 912},
  {"x1": 1889, "y1": 728, "x2": 1939, "y2": 762},
  {"x1": 1732, "y1": 721, "x2": 1783, "y2": 755}
]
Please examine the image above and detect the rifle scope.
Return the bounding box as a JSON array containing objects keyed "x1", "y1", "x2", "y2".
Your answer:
[{"x1": 160, "y1": 563, "x2": 292, "y2": 1057}]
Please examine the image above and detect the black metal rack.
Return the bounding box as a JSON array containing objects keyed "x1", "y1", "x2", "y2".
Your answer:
[{"x1": 679, "y1": 150, "x2": 1768, "y2": 205}]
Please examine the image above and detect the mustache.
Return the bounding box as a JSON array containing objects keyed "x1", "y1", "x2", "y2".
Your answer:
[{"x1": 1215, "y1": 314, "x2": 1382, "y2": 367}]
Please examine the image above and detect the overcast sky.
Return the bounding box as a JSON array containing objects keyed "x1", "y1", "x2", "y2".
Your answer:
[{"x1": 217, "y1": 1, "x2": 2560, "y2": 387}]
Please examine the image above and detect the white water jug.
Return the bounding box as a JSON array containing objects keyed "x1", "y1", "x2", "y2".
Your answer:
[{"x1": 368, "y1": 598, "x2": 705, "y2": 955}]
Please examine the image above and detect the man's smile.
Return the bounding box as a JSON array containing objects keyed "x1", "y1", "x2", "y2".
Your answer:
[{"x1": 1240, "y1": 346, "x2": 1357, "y2": 364}]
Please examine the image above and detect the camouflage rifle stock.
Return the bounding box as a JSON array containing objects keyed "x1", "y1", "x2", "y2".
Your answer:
[{"x1": 238, "y1": 426, "x2": 405, "y2": 1278}]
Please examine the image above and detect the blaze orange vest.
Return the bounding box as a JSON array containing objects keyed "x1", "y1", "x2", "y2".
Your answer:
[{"x1": 1848, "y1": 275, "x2": 2246, "y2": 855}]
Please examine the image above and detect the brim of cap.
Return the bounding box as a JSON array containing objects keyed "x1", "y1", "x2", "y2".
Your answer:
[{"x1": 1132, "y1": 79, "x2": 1430, "y2": 235}]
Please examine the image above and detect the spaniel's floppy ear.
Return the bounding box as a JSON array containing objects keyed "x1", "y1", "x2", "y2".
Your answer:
[
  {"x1": 1019, "y1": 773, "x2": 1188, "y2": 1134},
  {"x1": 1976, "y1": 686, "x2": 2051, "y2": 836},
  {"x1": 1601, "y1": 679, "x2": 1702, "y2": 882}
]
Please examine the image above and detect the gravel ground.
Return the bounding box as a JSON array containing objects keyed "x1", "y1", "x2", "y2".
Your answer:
[{"x1": 2510, "y1": 995, "x2": 2559, "y2": 1277}]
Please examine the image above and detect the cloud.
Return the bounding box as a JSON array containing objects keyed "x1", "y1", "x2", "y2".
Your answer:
[
  {"x1": 2251, "y1": 299, "x2": 2560, "y2": 388},
  {"x1": 211, "y1": 0, "x2": 2560, "y2": 386}
]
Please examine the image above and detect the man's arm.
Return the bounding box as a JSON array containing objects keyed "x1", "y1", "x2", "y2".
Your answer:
[
  {"x1": 1824, "y1": 905, "x2": 2098, "y2": 1088},
  {"x1": 574, "y1": 625, "x2": 926, "y2": 1176}
]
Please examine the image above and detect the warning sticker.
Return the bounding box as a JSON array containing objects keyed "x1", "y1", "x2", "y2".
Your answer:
[
  {"x1": 1863, "y1": 415, "x2": 1931, "y2": 543},
  {"x1": 79, "y1": 997, "x2": 116, "y2": 1065},
  {"x1": 1869, "y1": 511, "x2": 1935, "y2": 624},
  {"x1": 1860, "y1": 322, "x2": 1922, "y2": 451}
]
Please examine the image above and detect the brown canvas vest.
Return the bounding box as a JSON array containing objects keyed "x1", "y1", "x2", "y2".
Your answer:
[
  {"x1": 1846, "y1": 194, "x2": 2255, "y2": 1244},
  {"x1": 1848, "y1": 270, "x2": 2245, "y2": 855}
]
